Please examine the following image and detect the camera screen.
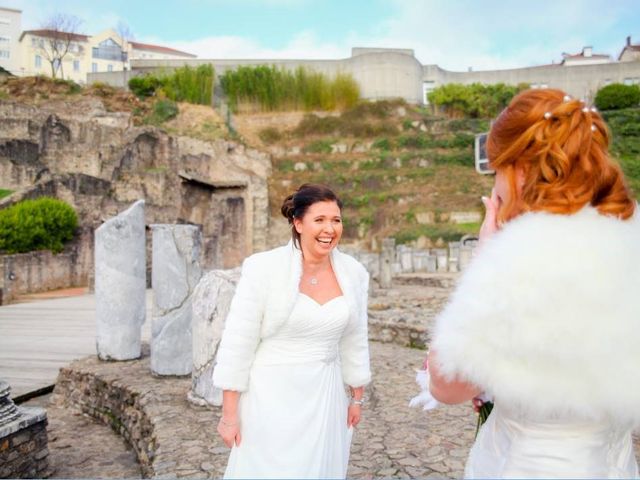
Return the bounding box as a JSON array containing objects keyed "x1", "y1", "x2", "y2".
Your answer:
[{"x1": 474, "y1": 133, "x2": 494, "y2": 175}]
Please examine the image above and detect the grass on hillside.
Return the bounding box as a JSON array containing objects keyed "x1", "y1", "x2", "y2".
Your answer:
[{"x1": 0, "y1": 189, "x2": 13, "y2": 200}]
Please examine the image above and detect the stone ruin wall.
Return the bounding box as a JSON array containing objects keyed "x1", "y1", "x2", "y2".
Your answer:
[{"x1": 0, "y1": 99, "x2": 271, "y2": 299}]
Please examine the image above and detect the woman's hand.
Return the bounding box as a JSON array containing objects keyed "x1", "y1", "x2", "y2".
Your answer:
[
  {"x1": 347, "y1": 404, "x2": 361, "y2": 427},
  {"x1": 479, "y1": 188, "x2": 501, "y2": 245},
  {"x1": 217, "y1": 416, "x2": 241, "y2": 448}
]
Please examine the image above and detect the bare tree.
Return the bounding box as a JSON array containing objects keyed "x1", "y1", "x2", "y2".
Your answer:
[
  {"x1": 115, "y1": 20, "x2": 135, "y2": 70},
  {"x1": 37, "y1": 13, "x2": 83, "y2": 79}
]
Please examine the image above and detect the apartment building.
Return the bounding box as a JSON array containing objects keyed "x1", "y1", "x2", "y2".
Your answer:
[{"x1": 0, "y1": 6, "x2": 21, "y2": 75}]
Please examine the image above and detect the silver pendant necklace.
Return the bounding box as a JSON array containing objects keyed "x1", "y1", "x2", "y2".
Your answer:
[{"x1": 310, "y1": 276, "x2": 318, "y2": 285}]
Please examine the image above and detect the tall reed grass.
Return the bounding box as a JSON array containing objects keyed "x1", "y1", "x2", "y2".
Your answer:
[{"x1": 219, "y1": 66, "x2": 360, "y2": 112}]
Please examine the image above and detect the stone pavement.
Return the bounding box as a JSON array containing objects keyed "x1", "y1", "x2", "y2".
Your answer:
[{"x1": 41, "y1": 341, "x2": 474, "y2": 479}]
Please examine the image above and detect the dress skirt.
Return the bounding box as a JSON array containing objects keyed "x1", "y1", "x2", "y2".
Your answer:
[{"x1": 224, "y1": 294, "x2": 353, "y2": 479}]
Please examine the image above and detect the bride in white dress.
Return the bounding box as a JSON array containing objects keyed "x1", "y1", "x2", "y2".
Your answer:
[
  {"x1": 212, "y1": 184, "x2": 371, "y2": 479},
  {"x1": 426, "y1": 89, "x2": 640, "y2": 478}
]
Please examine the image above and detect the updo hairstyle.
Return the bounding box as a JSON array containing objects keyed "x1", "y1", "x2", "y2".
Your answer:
[{"x1": 280, "y1": 183, "x2": 343, "y2": 248}]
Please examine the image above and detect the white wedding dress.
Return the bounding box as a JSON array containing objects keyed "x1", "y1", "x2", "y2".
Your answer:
[
  {"x1": 224, "y1": 293, "x2": 353, "y2": 479},
  {"x1": 466, "y1": 404, "x2": 639, "y2": 479}
]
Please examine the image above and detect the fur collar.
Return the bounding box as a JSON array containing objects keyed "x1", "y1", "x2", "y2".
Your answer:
[{"x1": 432, "y1": 206, "x2": 640, "y2": 425}]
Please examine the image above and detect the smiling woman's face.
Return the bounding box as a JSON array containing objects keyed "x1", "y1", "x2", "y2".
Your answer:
[{"x1": 293, "y1": 200, "x2": 343, "y2": 259}]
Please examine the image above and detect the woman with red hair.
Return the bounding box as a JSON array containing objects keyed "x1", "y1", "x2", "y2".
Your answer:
[{"x1": 427, "y1": 89, "x2": 640, "y2": 478}]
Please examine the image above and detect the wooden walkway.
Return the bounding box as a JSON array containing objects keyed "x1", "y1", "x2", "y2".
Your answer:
[{"x1": 0, "y1": 291, "x2": 152, "y2": 399}]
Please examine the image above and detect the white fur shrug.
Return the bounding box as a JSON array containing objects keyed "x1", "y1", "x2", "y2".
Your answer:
[
  {"x1": 432, "y1": 206, "x2": 640, "y2": 425},
  {"x1": 212, "y1": 242, "x2": 371, "y2": 392}
]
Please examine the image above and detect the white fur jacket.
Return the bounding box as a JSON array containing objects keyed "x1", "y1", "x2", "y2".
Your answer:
[
  {"x1": 212, "y1": 242, "x2": 371, "y2": 392},
  {"x1": 432, "y1": 206, "x2": 640, "y2": 425}
]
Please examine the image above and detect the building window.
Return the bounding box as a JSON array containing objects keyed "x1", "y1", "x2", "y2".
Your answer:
[
  {"x1": 92, "y1": 62, "x2": 97, "y2": 73},
  {"x1": 92, "y1": 38, "x2": 124, "y2": 61},
  {"x1": 0, "y1": 17, "x2": 10, "y2": 25},
  {"x1": 0, "y1": 35, "x2": 10, "y2": 44},
  {"x1": 35, "y1": 55, "x2": 42, "y2": 68},
  {"x1": 107, "y1": 64, "x2": 113, "y2": 72},
  {"x1": 53, "y1": 59, "x2": 61, "y2": 73},
  {"x1": 0, "y1": 50, "x2": 9, "y2": 59},
  {"x1": 73, "y1": 60, "x2": 80, "y2": 72}
]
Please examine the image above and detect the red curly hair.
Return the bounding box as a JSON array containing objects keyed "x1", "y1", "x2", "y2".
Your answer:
[{"x1": 487, "y1": 88, "x2": 635, "y2": 223}]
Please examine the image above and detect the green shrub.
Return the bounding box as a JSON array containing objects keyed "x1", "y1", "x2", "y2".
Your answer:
[
  {"x1": 303, "y1": 139, "x2": 333, "y2": 154},
  {"x1": 145, "y1": 99, "x2": 179, "y2": 125},
  {"x1": 429, "y1": 83, "x2": 528, "y2": 118},
  {"x1": 258, "y1": 127, "x2": 283, "y2": 144},
  {"x1": 372, "y1": 138, "x2": 392, "y2": 151},
  {"x1": 128, "y1": 75, "x2": 162, "y2": 99},
  {"x1": 595, "y1": 83, "x2": 640, "y2": 111},
  {"x1": 0, "y1": 197, "x2": 78, "y2": 253}
]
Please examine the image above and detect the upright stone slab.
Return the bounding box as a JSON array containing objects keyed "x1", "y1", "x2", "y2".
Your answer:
[
  {"x1": 380, "y1": 238, "x2": 395, "y2": 288},
  {"x1": 151, "y1": 225, "x2": 202, "y2": 376},
  {"x1": 435, "y1": 248, "x2": 448, "y2": 272},
  {"x1": 188, "y1": 268, "x2": 241, "y2": 406},
  {"x1": 412, "y1": 251, "x2": 430, "y2": 272},
  {"x1": 95, "y1": 200, "x2": 146, "y2": 360}
]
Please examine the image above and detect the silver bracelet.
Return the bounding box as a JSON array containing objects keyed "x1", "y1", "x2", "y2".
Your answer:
[{"x1": 351, "y1": 399, "x2": 364, "y2": 406}]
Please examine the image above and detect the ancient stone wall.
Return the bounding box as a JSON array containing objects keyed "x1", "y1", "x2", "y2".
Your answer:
[
  {"x1": 0, "y1": 98, "x2": 271, "y2": 297},
  {"x1": 0, "y1": 227, "x2": 94, "y2": 304}
]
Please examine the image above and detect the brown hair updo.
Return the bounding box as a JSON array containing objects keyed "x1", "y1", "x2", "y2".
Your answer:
[
  {"x1": 487, "y1": 88, "x2": 635, "y2": 223},
  {"x1": 280, "y1": 183, "x2": 343, "y2": 248}
]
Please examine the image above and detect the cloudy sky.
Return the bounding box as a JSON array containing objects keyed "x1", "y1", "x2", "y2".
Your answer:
[{"x1": 4, "y1": 0, "x2": 639, "y2": 71}]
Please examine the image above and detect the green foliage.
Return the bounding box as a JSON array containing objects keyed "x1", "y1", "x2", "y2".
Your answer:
[
  {"x1": 160, "y1": 64, "x2": 214, "y2": 105},
  {"x1": 303, "y1": 139, "x2": 333, "y2": 154},
  {"x1": 219, "y1": 65, "x2": 360, "y2": 112},
  {"x1": 128, "y1": 65, "x2": 214, "y2": 105},
  {"x1": 0, "y1": 197, "x2": 78, "y2": 254},
  {"x1": 52, "y1": 77, "x2": 82, "y2": 94},
  {"x1": 429, "y1": 83, "x2": 529, "y2": 118},
  {"x1": 129, "y1": 75, "x2": 162, "y2": 99},
  {"x1": 595, "y1": 83, "x2": 640, "y2": 111},
  {"x1": 372, "y1": 138, "x2": 392, "y2": 151},
  {"x1": 258, "y1": 127, "x2": 283, "y2": 144},
  {"x1": 602, "y1": 108, "x2": 640, "y2": 196},
  {"x1": 144, "y1": 99, "x2": 179, "y2": 125},
  {"x1": 0, "y1": 189, "x2": 13, "y2": 200},
  {"x1": 292, "y1": 112, "x2": 397, "y2": 138},
  {"x1": 393, "y1": 222, "x2": 480, "y2": 245}
]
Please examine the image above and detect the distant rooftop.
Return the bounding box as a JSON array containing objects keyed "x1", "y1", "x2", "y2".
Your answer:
[{"x1": 129, "y1": 41, "x2": 196, "y2": 58}]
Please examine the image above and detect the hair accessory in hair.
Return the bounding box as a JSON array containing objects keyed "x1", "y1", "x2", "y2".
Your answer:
[
  {"x1": 590, "y1": 107, "x2": 597, "y2": 113},
  {"x1": 582, "y1": 107, "x2": 590, "y2": 113},
  {"x1": 563, "y1": 95, "x2": 571, "y2": 102},
  {"x1": 544, "y1": 112, "x2": 552, "y2": 119},
  {"x1": 591, "y1": 125, "x2": 597, "y2": 132}
]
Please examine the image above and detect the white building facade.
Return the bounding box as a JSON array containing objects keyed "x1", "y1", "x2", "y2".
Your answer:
[{"x1": 0, "y1": 7, "x2": 22, "y2": 75}]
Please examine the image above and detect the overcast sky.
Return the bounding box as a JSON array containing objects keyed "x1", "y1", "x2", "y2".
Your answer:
[{"x1": 4, "y1": 0, "x2": 639, "y2": 71}]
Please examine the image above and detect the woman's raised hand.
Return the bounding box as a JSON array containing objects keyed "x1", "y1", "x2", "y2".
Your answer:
[
  {"x1": 217, "y1": 416, "x2": 242, "y2": 448},
  {"x1": 479, "y1": 188, "x2": 500, "y2": 244}
]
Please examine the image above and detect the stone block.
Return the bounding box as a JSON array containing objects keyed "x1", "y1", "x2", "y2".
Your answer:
[
  {"x1": 151, "y1": 224, "x2": 202, "y2": 376},
  {"x1": 95, "y1": 200, "x2": 146, "y2": 361},
  {"x1": 189, "y1": 268, "x2": 240, "y2": 406}
]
